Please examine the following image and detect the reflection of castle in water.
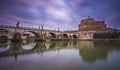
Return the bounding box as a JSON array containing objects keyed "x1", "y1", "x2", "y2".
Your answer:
[
  {"x1": 79, "y1": 42, "x2": 108, "y2": 63},
  {"x1": 0, "y1": 41, "x2": 120, "y2": 62},
  {"x1": 79, "y1": 41, "x2": 120, "y2": 63}
]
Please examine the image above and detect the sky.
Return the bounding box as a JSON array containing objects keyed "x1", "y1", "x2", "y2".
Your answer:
[{"x1": 0, "y1": 0, "x2": 120, "y2": 31}]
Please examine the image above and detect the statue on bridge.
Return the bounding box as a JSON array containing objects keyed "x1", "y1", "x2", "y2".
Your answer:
[{"x1": 16, "y1": 22, "x2": 20, "y2": 28}]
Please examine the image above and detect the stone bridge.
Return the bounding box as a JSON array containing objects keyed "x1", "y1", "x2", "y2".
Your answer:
[{"x1": 0, "y1": 24, "x2": 79, "y2": 41}]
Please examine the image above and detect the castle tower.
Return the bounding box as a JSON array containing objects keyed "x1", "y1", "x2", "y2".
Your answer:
[{"x1": 78, "y1": 17, "x2": 107, "y2": 31}]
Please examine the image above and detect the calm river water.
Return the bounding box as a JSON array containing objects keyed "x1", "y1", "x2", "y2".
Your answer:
[{"x1": 0, "y1": 40, "x2": 120, "y2": 70}]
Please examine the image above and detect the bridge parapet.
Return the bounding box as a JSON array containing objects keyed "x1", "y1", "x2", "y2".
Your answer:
[{"x1": 0, "y1": 23, "x2": 41, "y2": 30}]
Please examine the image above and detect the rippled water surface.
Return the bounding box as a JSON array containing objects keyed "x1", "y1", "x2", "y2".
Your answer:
[{"x1": 0, "y1": 40, "x2": 120, "y2": 70}]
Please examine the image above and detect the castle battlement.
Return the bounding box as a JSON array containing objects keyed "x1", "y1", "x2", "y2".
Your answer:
[{"x1": 79, "y1": 17, "x2": 107, "y2": 31}]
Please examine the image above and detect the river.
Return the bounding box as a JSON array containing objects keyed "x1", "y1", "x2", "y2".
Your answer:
[{"x1": 0, "y1": 40, "x2": 120, "y2": 70}]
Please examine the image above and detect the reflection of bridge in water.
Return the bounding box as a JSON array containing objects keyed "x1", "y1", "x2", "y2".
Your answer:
[{"x1": 0, "y1": 41, "x2": 120, "y2": 63}]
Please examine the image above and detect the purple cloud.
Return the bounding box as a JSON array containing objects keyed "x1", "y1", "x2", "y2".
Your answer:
[{"x1": 0, "y1": 0, "x2": 120, "y2": 30}]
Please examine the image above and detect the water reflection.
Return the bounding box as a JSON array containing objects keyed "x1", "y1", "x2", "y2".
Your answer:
[
  {"x1": 0, "y1": 40, "x2": 120, "y2": 63},
  {"x1": 79, "y1": 41, "x2": 120, "y2": 63},
  {"x1": 45, "y1": 41, "x2": 51, "y2": 49},
  {"x1": 22, "y1": 42, "x2": 36, "y2": 51},
  {"x1": 0, "y1": 44, "x2": 10, "y2": 53},
  {"x1": 0, "y1": 41, "x2": 10, "y2": 53}
]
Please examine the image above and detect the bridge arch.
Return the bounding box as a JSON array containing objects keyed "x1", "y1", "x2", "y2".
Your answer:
[
  {"x1": 0, "y1": 28, "x2": 10, "y2": 35},
  {"x1": 0, "y1": 28, "x2": 9, "y2": 33},
  {"x1": 0, "y1": 28, "x2": 14, "y2": 40},
  {"x1": 29, "y1": 31, "x2": 39, "y2": 37},
  {"x1": 49, "y1": 33, "x2": 56, "y2": 38},
  {"x1": 0, "y1": 28, "x2": 13, "y2": 34},
  {"x1": 72, "y1": 35, "x2": 77, "y2": 39},
  {"x1": 22, "y1": 31, "x2": 39, "y2": 40},
  {"x1": 0, "y1": 36, "x2": 8, "y2": 40},
  {"x1": 63, "y1": 34, "x2": 68, "y2": 38}
]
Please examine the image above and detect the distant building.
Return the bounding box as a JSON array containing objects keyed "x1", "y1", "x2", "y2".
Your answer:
[{"x1": 79, "y1": 16, "x2": 107, "y2": 31}]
